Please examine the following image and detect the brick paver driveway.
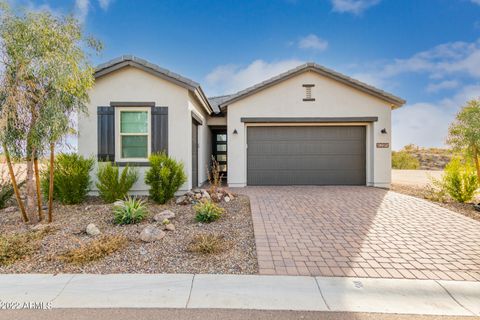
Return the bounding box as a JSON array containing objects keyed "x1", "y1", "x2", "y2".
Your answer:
[{"x1": 238, "y1": 186, "x2": 480, "y2": 281}]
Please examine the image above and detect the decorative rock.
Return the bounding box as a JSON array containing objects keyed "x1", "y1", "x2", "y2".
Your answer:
[
  {"x1": 2, "y1": 206, "x2": 17, "y2": 213},
  {"x1": 176, "y1": 196, "x2": 188, "y2": 205},
  {"x1": 165, "y1": 223, "x2": 175, "y2": 231},
  {"x1": 224, "y1": 196, "x2": 231, "y2": 203},
  {"x1": 140, "y1": 225, "x2": 165, "y2": 242},
  {"x1": 194, "y1": 193, "x2": 202, "y2": 200},
  {"x1": 153, "y1": 210, "x2": 175, "y2": 222},
  {"x1": 86, "y1": 223, "x2": 101, "y2": 236},
  {"x1": 31, "y1": 224, "x2": 48, "y2": 231},
  {"x1": 113, "y1": 200, "x2": 124, "y2": 207},
  {"x1": 202, "y1": 191, "x2": 211, "y2": 199},
  {"x1": 186, "y1": 191, "x2": 195, "y2": 197},
  {"x1": 192, "y1": 188, "x2": 201, "y2": 193}
]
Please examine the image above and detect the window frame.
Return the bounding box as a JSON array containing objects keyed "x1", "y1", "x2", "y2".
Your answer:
[{"x1": 115, "y1": 106, "x2": 151, "y2": 162}]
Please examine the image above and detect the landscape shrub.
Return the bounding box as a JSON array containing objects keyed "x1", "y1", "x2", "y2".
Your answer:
[
  {"x1": 188, "y1": 233, "x2": 226, "y2": 254},
  {"x1": 392, "y1": 151, "x2": 420, "y2": 169},
  {"x1": 441, "y1": 157, "x2": 479, "y2": 203},
  {"x1": 145, "y1": 153, "x2": 187, "y2": 204},
  {"x1": 194, "y1": 200, "x2": 224, "y2": 223},
  {"x1": 113, "y1": 196, "x2": 147, "y2": 225},
  {"x1": 41, "y1": 154, "x2": 94, "y2": 204},
  {"x1": 0, "y1": 163, "x2": 24, "y2": 209},
  {"x1": 59, "y1": 235, "x2": 127, "y2": 265},
  {"x1": 0, "y1": 227, "x2": 53, "y2": 266},
  {"x1": 96, "y1": 163, "x2": 138, "y2": 203}
]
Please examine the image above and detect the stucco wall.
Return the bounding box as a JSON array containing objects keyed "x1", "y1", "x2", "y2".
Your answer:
[
  {"x1": 226, "y1": 71, "x2": 392, "y2": 188},
  {"x1": 188, "y1": 92, "x2": 211, "y2": 187},
  {"x1": 78, "y1": 66, "x2": 195, "y2": 193}
]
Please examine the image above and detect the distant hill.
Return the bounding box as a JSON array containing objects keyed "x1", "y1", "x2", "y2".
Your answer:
[{"x1": 398, "y1": 145, "x2": 454, "y2": 170}]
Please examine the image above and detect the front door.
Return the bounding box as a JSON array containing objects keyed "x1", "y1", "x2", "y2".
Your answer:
[
  {"x1": 192, "y1": 121, "x2": 198, "y2": 188},
  {"x1": 212, "y1": 129, "x2": 227, "y2": 177}
]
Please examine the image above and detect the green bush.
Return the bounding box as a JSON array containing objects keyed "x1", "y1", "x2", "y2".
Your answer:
[
  {"x1": 145, "y1": 153, "x2": 187, "y2": 204},
  {"x1": 0, "y1": 165, "x2": 24, "y2": 209},
  {"x1": 96, "y1": 163, "x2": 138, "y2": 203},
  {"x1": 113, "y1": 196, "x2": 147, "y2": 225},
  {"x1": 194, "y1": 200, "x2": 224, "y2": 223},
  {"x1": 441, "y1": 157, "x2": 479, "y2": 203},
  {"x1": 392, "y1": 151, "x2": 420, "y2": 169},
  {"x1": 41, "y1": 154, "x2": 94, "y2": 204}
]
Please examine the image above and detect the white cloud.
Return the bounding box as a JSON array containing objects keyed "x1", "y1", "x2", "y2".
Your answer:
[
  {"x1": 331, "y1": 0, "x2": 381, "y2": 15},
  {"x1": 75, "y1": 0, "x2": 114, "y2": 23},
  {"x1": 298, "y1": 34, "x2": 328, "y2": 52},
  {"x1": 98, "y1": 0, "x2": 113, "y2": 10},
  {"x1": 75, "y1": 0, "x2": 89, "y2": 23},
  {"x1": 205, "y1": 59, "x2": 304, "y2": 96},
  {"x1": 392, "y1": 84, "x2": 480, "y2": 149},
  {"x1": 355, "y1": 38, "x2": 480, "y2": 90},
  {"x1": 471, "y1": 0, "x2": 480, "y2": 5},
  {"x1": 426, "y1": 80, "x2": 459, "y2": 93}
]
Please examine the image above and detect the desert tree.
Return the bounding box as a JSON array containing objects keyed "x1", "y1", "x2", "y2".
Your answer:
[
  {"x1": 447, "y1": 99, "x2": 480, "y2": 181},
  {"x1": 0, "y1": 3, "x2": 100, "y2": 223}
]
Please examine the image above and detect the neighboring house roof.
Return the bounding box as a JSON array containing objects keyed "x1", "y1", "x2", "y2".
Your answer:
[
  {"x1": 218, "y1": 62, "x2": 406, "y2": 110},
  {"x1": 95, "y1": 55, "x2": 213, "y2": 114}
]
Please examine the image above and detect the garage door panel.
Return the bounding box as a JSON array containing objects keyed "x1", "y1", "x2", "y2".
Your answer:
[
  {"x1": 247, "y1": 126, "x2": 366, "y2": 185},
  {"x1": 247, "y1": 155, "x2": 365, "y2": 171},
  {"x1": 247, "y1": 169, "x2": 364, "y2": 186},
  {"x1": 248, "y1": 140, "x2": 365, "y2": 155}
]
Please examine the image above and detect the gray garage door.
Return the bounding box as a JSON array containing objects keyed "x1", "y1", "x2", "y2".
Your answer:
[{"x1": 247, "y1": 126, "x2": 366, "y2": 185}]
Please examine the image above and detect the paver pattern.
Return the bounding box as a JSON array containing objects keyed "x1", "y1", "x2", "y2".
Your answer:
[{"x1": 237, "y1": 186, "x2": 480, "y2": 280}]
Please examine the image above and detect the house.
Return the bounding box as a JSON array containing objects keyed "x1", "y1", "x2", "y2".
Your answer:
[{"x1": 78, "y1": 55, "x2": 405, "y2": 193}]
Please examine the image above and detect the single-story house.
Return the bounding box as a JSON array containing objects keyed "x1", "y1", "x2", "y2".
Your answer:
[{"x1": 78, "y1": 55, "x2": 405, "y2": 193}]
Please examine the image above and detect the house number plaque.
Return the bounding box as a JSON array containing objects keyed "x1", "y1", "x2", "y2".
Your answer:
[{"x1": 376, "y1": 143, "x2": 389, "y2": 148}]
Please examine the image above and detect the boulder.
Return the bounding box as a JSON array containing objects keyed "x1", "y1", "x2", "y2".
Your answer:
[
  {"x1": 153, "y1": 210, "x2": 175, "y2": 221},
  {"x1": 165, "y1": 223, "x2": 175, "y2": 231},
  {"x1": 113, "y1": 200, "x2": 124, "y2": 207},
  {"x1": 192, "y1": 188, "x2": 201, "y2": 193},
  {"x1": 224, "y1": 196, "x2": 231, "y2": 203},
  {"x1": 202, "y1": 190, "x2": 211, "y2": 200},
  {"x1": 176, "y1": 196, "x2": 188, "y2": 205},
  {"x1": 2, "y1": 206, "x2": 17, "y2": 214},
  {"x1": 140, "y1": 225, "x2": 166, "y2": 242},
  {"x1": 31, "y1": 223, "x2": 48, "y2": 231},
  {"x1": 86, "y1": 223, "x2": 101, "y2": 236}
]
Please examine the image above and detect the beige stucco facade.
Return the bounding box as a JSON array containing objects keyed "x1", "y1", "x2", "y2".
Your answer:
[
  {"x1": 78, "y1": 57, "x2": 403, "y2": 195},
  {"x1": 225, "y1": 71, "x2": 393, "y2": 188},
  {"x1": 78, "y1": 66, "x2": 210, "y2": 193}
]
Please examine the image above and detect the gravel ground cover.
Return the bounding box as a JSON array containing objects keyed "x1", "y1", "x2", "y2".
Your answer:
[
  {"x1": 391, "y1": 184, "x2": 480, "y2": 222},
  {"x1": 0, "y1": 194, "x2": 258, "y2": 274}
]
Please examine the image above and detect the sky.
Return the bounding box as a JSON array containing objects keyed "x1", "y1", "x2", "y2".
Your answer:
[{"x1": 12, "y1": 0, "x2": 480, "y2": 150}]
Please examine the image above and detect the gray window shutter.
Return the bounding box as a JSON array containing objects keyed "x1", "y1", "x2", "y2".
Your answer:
[
  {"x1": 97, "y1": 107, "x2": 115, "y2": 161},
  {"x1": 151, "y1": 107, "x2": 168, "y2": 154}
]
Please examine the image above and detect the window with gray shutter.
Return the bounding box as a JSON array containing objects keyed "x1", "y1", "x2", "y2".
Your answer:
[
  {"x1": 97, "y1": 106, "x2": 115, "y2": 161},
  {"x1": 151, "y1": 106, "x2": 168, "y2": 154}
]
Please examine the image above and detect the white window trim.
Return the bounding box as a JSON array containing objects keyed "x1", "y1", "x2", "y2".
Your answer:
[{"x1": 115, "y1": 107, "x2": 151, "y2": 162}]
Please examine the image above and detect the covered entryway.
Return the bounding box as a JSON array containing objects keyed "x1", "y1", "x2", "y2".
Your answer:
[{"x1": 247, "y1": 126, "x2": 366, "y2": 186}]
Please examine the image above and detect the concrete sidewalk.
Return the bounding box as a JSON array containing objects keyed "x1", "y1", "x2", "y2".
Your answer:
[{"x1": 0, "y1": 274, "x2": 478, "y2": 316}]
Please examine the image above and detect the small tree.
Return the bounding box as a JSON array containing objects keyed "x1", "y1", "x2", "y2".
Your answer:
[
  {"x1": 447, "y1": 99, "x2": 480, "y2": 181},
  {"x1": 0, "y1": 5, "x2": 100, "y2": 222}
]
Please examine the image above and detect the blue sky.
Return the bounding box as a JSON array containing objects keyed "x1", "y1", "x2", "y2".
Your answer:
[{"x1": 14, "y1": 0, "x2": 480, "y2": 149}]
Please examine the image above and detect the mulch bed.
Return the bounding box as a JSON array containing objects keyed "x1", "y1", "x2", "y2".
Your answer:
[
  {"x1": 391, "y1": 184, "x2": 480, "y2": 222},
  {"x1": 0, "y1": 194, "x2": 258, "y2": 274}
]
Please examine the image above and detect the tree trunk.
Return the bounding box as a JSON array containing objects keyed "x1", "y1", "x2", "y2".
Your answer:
[
  {"x1": 3, "y1": 143, "x2": 28, "y2": 223},
  {"x1": 25, "y1": 151, "x2": 38, "y2": 224},
  {"x1": 48, "y1": 143, "x2": 54, "y2": 223},
  {"x1": 34, "y1": 155, "x2": 44, "y2": 221},
  {"x1": 473, "y1": 145, "x2": 480, "y2": 182}
]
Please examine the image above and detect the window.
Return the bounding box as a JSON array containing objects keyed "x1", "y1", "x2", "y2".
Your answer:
[
  {"x1": 119, "y1": 109, "x2": 150, "y2": 160},
  {"x1": 217, "y1": 144, "x2": 227, "y2": 152}
]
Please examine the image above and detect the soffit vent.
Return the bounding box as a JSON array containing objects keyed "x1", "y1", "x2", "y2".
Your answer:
[{"x1": 302, "y1": 84, "x2": 315, "y2": 101}]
